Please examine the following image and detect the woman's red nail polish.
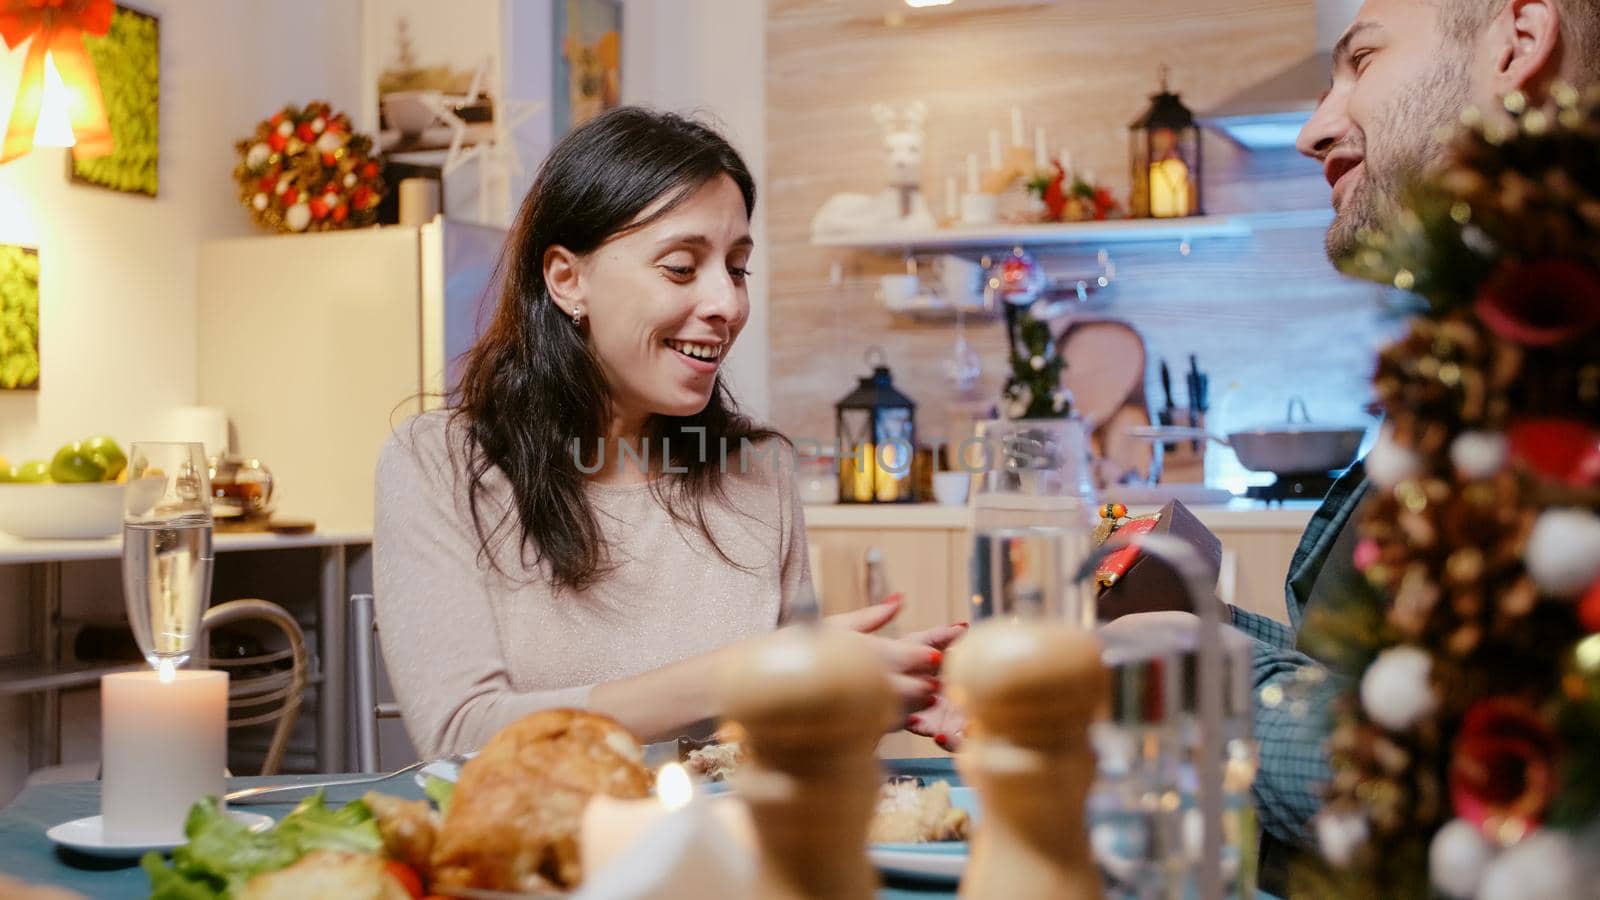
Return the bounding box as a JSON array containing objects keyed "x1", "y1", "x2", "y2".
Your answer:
[
  {"x1": 925, "y1": 677, "x2": 941, "y2": 691},
  {"x1": 919, "y1": 694, "x2": 938, "y2": 710},
  {"x1": 956, "y1": 621, "x2": 970, "y2": 628},
  {"x1": 886, "y1": 593, "x2": 905, "y2": 605},
  {"x1": 935, "y1": 733, "x2": 949, "y2": 746},
  {"x1": 907, "y1": 715, "x2": 921, "y2": 728},
  {"x1": 928, "y1": 649, "x2": 943, "y2": 667}
]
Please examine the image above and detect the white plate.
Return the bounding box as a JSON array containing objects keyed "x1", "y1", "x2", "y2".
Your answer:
[
  {"x1": 47, "y1": 811, "x2": 275, "y2": 859},
  {"x1": 415, "y1": 752, "x2": 476, "y2": 789},
  {"x1": 867, "y1": 785, "x2": 975, "y2": 884}
]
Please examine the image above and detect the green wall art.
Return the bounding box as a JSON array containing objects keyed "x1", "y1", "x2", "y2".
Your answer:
[
  {"x1": 71, "y1": 5, "x2": 159, "y2": 197},
  {"x1": 0, "y1": 245, "x2": 41, "y2": 391}
]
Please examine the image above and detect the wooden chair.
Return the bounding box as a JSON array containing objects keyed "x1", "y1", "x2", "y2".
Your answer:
[{"x1": 199, "y1": 598, "x2": 308, "y2": 776}]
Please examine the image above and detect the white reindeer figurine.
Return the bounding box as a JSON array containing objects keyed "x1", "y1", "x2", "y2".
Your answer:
[{"x1": 811, "y1": 101, "x2": 938, "y2": 238}]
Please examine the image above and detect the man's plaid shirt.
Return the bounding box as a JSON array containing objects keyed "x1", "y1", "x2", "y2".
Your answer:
[{"x1": 1229, "y1": 461, "x2": 1368, "y2": 849}]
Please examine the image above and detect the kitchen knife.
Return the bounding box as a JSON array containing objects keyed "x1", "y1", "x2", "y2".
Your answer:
[{"x1": 1159, "y1": 359, "x2": 1175, "y2": 426}]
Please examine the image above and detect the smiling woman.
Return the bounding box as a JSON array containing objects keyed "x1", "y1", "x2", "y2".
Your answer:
[{"x1": 374, "y1": 107, "x2": 966, "y2": 758}]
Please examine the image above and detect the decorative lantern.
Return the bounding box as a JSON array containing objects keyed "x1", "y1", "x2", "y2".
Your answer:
[
  {"x1": 1129, "y1": 65, "x2": 1202, "y2": 219},
  {"x1": 836, "y1": 347, "x2": 917, "y2": 504}
]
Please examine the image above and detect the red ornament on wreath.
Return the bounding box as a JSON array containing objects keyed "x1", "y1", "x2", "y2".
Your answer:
[{"x1": 234, "y1": 100, "x2": 385, "y2": 234}]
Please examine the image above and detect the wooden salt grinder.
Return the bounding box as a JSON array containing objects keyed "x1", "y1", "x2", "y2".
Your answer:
[
  {"x1": 721, "y1": 626, "x2": 896, "y2": 900},
  {"x1": 946, "y1": 620, "x2": 1108, "y2": 900}
]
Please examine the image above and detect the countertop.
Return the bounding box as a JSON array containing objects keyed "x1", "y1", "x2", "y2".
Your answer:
[
  {"x1": 804, "y1": 499, "x2": 1318, "y2": 531},
  {"x1": 0, "y1": 529, "x2": 373, "y2": 566}
]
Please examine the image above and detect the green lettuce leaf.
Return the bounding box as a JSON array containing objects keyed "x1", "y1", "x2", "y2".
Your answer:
[
  {"x1": 272, "y1": 792, "x2": 383, "y2": 856},
  {"x1": 142, "y1": 791, "x2": 384, "y2": 898},
  {"x1": 142, "y1": 850, "x2": 223, "y2": 900},
  {"x1": 423, "y1": 774, "x2": 455, "y2": 817}
]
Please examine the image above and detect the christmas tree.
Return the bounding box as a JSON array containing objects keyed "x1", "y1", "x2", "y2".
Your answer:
[{"x1": 1292, "y1": 85, "x2": 1600, "y2": 899}]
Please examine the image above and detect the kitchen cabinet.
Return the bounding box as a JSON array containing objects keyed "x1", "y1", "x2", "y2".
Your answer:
[{"x1": 802, "y1": 501, "x2": 1314, "y2": 759}]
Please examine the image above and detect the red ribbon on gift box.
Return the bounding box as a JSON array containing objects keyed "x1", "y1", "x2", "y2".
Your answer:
[
  {"x1": 0, "y1": 0, "x2": 115, "y2": 163},
  {"x1": 1096, "y1": 517, "x2": 1159, "y2": 587}
]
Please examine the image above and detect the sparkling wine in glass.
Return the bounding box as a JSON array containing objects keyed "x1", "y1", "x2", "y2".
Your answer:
[{"x1": 122, "y1": 442, "x2": 214, "y2": 668}]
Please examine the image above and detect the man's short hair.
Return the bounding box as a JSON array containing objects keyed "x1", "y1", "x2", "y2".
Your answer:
[{"x1": 1443, "y1": 0, "x2": 1600, "y2": 85}]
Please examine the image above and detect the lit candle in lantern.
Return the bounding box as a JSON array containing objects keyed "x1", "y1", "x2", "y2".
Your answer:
[
  {"x1": 1149, "y1": 157, "x2": 1191, "y2": 218},
  {"x1": 579, "y1": 763, "x2": 755, "y2": 884},
  {"x1": 101, "y1": 661, "x2": 228, "y2": 843},
  {"x1": 853, "y1": 443, "x2": 878, "y2": 503},
  {"x1": 1010, "y1": 106, "x2": 1024, "y2": 147},
  {"x1": 1034, "y1": 126, "x2": 1048, "y2": 170}
]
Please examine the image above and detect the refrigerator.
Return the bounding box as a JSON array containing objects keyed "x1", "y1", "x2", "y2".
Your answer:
[{"x1": 197, "y1": 217, "x2": 507, "y2": 532}]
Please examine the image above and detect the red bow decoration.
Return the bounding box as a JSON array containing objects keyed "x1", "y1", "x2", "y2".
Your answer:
[{"x1": 0, "y1": 0, "x2": 115, "y2": 163}]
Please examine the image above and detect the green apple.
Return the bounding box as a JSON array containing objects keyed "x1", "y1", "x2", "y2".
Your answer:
[
  {"x1": 50, "y1": 443, "x2": 106, "y2": 483},
  {"x1": 82, "y1": 435, "x2": 126, "y2": 480},
  {"x1": 14, "y1": 460, "x2": 51, "y2": 482}
]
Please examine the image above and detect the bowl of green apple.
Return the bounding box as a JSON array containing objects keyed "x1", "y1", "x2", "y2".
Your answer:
[{"x1": 0, "y1": 437, "x2": 158, "y2": 540}]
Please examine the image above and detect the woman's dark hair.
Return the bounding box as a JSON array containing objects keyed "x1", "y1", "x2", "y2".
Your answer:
[{"x1": 452, "y1": 106, "x2": 779, "y2": 592}]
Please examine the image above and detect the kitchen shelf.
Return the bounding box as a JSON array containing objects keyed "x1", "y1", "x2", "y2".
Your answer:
[
  {"x1": 811, "y1": 214, "x2": 1251, "y2": 254},
  {"x1": 0, "y1": 659, "x2": 145, "y2": 695}
]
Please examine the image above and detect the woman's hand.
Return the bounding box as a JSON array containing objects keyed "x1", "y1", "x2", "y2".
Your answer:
[
  {"x1": 825, "y1": 596, "x2": 968, "y2": 719},
  {"x1": 906, "y1": 693, "x2": 966, "y2": 752}
]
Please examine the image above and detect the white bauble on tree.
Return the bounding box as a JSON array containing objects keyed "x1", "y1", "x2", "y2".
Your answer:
[
  {"x1": 1366, "y1": 427, "x2": 1424, "y2": 488},
  {"x1": 1315, "y1": 811, "x2": 1369, "y2": 867},
  {"x1": 1477, "y1": 831, "x2": 1583, "y2": 900},
  {"x1": 1524, "y1": 509, "x2": 1600, "y2": 597},
  {"x1": 1449, "y1": 430, "x2": 1507, "y2": 480},
  {"x1": 1428, "y1": 819, "x2": 1493, "y2": 899},
  {"x1": 1360, "y1": 646, "x2": 1437, "y2": 731}
]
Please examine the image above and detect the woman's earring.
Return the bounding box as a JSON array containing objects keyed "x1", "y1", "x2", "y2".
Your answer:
[{"x1": 571, "y1": 306, "x2": 584, "y2": 326}]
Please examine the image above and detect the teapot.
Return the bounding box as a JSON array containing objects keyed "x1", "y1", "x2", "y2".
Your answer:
[{"x1": 208, "y1": 455, "x2": 274, "y2": 517}]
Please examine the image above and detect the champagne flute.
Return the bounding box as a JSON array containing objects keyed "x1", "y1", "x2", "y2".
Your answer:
[{"x1": 122, "y1": 442, "x2": 214, "y2": 668}]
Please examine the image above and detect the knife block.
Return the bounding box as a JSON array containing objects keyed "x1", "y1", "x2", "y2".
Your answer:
[{"x1": 1157, "y1": 408, "x2": 1206, "y2": 484}]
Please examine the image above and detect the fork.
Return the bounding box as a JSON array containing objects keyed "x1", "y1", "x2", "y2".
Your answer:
[{"x1": 225, "y1": 755, "x2": 467, "y2": 805}]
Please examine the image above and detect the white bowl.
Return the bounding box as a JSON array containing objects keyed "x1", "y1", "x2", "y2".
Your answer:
[
  {"x1": 382, "y1": 90, "x2": 442, "y2": 135},
  {"x1": 0, "y1": 479, "x2": 161, "y2": 540}
]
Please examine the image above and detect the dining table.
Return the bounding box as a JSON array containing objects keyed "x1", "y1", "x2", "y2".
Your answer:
[{"x1": 0, "y1": 771, "x2": 959, "y2": 899}]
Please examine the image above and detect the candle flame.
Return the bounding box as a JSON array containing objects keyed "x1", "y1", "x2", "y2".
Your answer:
[
  {"x1": 157, "y1": 658, "x2": 177, "y2": 684},
  {"x1": 656, "y1": 762, "x2": 692, "y2": 811}
]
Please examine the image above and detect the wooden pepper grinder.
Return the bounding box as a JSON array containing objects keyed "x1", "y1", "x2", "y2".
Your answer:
[
  {"x1": 946, "y1": 620, "x2": 1107, "y2": 900},
  {"x1": 721, "y1": 626, "x2": 896, "y2": 900}
]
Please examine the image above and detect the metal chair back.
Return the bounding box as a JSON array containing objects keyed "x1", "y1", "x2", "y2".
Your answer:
[{"x1": 349, "y1": 593, "x2": 401, "y2": 773}]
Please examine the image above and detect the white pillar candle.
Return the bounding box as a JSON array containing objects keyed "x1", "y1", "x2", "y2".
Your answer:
[
  {"x1": 966, "y1": 153, "x2": 980, "y2": 193},
  {"x1": 1034, "y1": 126, "x2": 1048, "y2": 170},
  {"x1": 102, "y1": 666, "x2": 228, "y2": 843},
  {"x1": 988, "y1": 130, "x2": 1001, "y2": 169},
  {"x1": 1059, "y1": 149, "x2": 1074, "y2": 180},
  {"x1": 945, "y1": 175, "x2": 958, "y2": 220},
  {"x1": 580, "y1": 764, "x2": 755, "y2": 878},
  {"x1": 1010, "y1": 106, "x2": 1024, "y2": 146}
]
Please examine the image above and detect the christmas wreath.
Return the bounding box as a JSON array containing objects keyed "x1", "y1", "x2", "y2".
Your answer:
[
  {"x1": 1294, "y1": 84, "x2": 1600, "y2": 899},
  {"x1": 233, "y1": 101, "x2": 385, "y2": 234}
]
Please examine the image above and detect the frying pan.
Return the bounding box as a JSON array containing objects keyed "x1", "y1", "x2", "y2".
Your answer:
[{"x1": 1130, "y1": 397, "x2": 1367, "y2": 476}]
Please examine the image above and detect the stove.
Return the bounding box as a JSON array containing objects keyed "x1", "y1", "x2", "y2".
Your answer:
[{"x1": 1246, "y1": 472, "x2": 1340, "y2": 505}]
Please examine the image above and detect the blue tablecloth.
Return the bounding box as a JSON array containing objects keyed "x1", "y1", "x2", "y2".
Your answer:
[
  {"x1": 0, "y1": 764, "x2": 1278, "y2": 900},
  {"x1": 0, "y1": 771, "x2": 957, "y2": 899}
]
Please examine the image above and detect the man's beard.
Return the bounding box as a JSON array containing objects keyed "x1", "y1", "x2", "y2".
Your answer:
[{"x1": 1325, "y1": 52, "x2": 1471, "y2": 263}]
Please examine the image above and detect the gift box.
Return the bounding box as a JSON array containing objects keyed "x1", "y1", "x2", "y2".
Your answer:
[{"x1": 1094, "y1": 500, "x2": 1224, "y2": 621}]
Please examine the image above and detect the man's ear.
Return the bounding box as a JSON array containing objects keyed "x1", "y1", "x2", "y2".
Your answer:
[
  {"x1": 543, "y1": 245, "x2": 585, "y2": 317},
  {"x1": 1484, "y1": 0, "x2": 1563, "y2": 97}
]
